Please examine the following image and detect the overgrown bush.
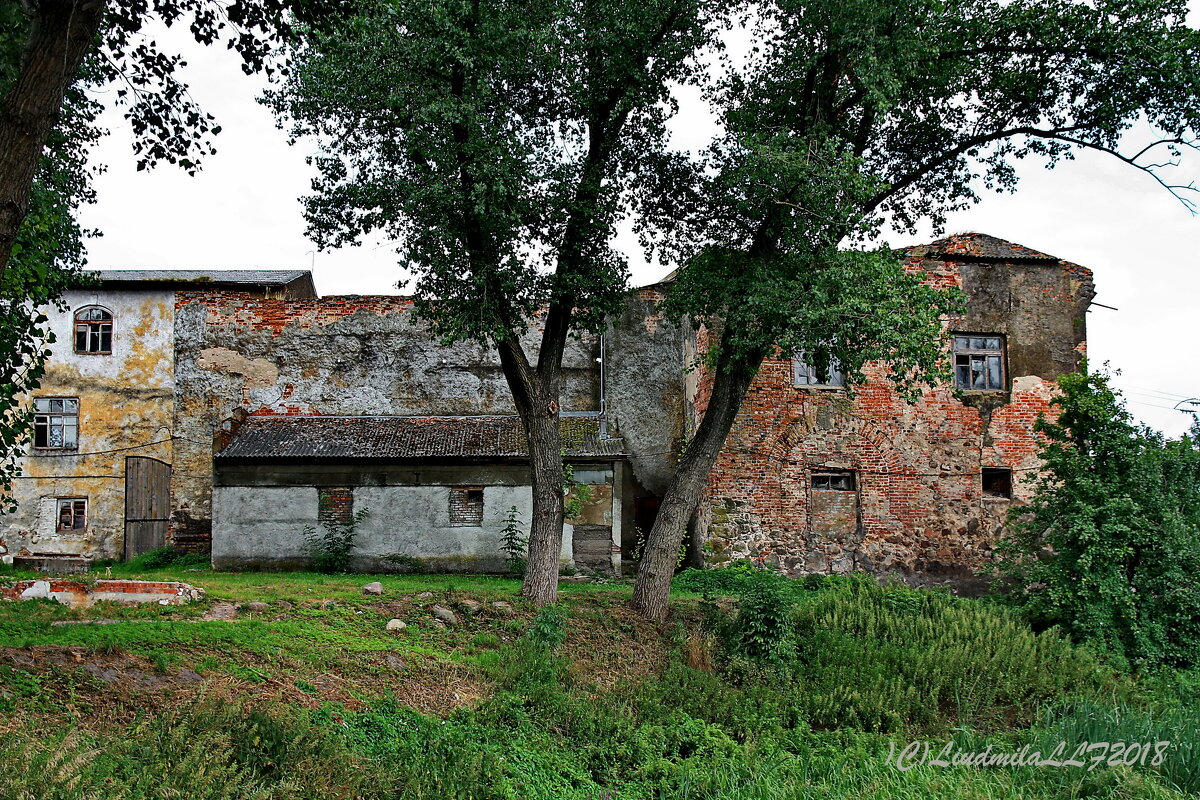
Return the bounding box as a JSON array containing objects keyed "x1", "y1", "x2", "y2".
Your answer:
[
  {"x1": 303, "y1": 508, "x2": 368, "y2": 574},
  {"x1": 123, "y1": 545, "x2": 209, "y2": 571},
  {"x1": 995, "y1": 368, "x2": 1200, "y2": 669},
  {"x1": 499, "y1": 504, "x2": 528, "y2": 575}
]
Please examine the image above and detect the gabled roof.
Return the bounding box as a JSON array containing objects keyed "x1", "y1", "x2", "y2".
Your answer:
[
  {"x1": 215, "y1": 415, "x2": 625, "y2": 461},
  {"x1": 910, "y1": 233, "x2": 1071, "y2": 265},
  {"x1": 83, "y1": 270, "x2": 318, "y2": 297}
]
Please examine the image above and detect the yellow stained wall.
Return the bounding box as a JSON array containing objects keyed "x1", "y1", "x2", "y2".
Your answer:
[{"x1": 1, "y1": 289, "x2": 175, "y2": 561}]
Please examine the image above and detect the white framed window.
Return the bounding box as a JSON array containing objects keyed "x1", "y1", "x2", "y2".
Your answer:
[
  {"x1": 57, "y1": 498, "x2": 87, "y2": 531},
  {"x1": 954, "y1": 335, "x2": 1005, "y2": 390},
  {"x1": 793, "y1": 351, "x2": 845, "y2": 387},
  {"x1": 33, "y1": 398, "x2": 79, "y2": 449},
  {"x1": 74, "y1": 307, "x2": 113, "y2": 354}
]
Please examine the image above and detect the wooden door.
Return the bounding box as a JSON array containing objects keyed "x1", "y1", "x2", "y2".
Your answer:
[{"x1": 124, "y1": 456, "x2": 171, "y2": 559}]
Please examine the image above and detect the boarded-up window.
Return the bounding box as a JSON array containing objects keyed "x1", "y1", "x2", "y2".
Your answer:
[
  {"x1": 318, "y1": 488, "x2": 354, "y2": 525},
  {"x1": 449, "y1": 487, "x2": 484, "y2": 526},
  {"x1": 982, "y1": 468, "x2": 1013, "y2": 499},
  {"x1": 57, "y1": 498, "x2": 87, "y2": 531}
]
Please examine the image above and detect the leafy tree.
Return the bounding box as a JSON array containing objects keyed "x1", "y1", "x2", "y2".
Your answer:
[
  {"x1": 629, "y1": 0, "x2": 1200, "y2": 620},
  {"x1": 0, "y1": 4, "x2": 101, "y2": 511},
  {"x1": 995, "y1": 367, "x2": 1200, "y2": 669},
  {"x1": 0, "y1": 0, "x2": 333, "y2": 510},
  {"x1": 269, "y1": 0, "x2": 717, "y2": 603}
]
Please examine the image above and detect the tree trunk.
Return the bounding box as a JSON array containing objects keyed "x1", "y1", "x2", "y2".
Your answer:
[
  {"x1": 521, "y1": 407, "x2": 565, "y2": 604},
  {"x1": 0, "y1": 0, "x2": 106, "y2": 283},
  {"x1": 496, "y1": 335, "x2": 565, "y2": 605},
  {"x1": 631, "y1": 343, "x2": 763, "y2": 621}
]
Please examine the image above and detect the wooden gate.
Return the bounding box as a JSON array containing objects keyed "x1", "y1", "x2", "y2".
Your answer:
[{"x1": 124, "y1": 456, "x2": 171, "y2": 560}]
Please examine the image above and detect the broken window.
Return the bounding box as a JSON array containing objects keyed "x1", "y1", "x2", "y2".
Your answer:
[
  {"x1": 811, "y1": 471, "x2": 855, "y2": 491},
  {"x1": 954, "y1": 335, "x2": 1005, "y2": 390},
  {"x1": 793, "y1": 350, "x2": 845, "y2": 387},
  {"x1": 982, "y1": 468, "x2": 1013, "y2": 499},
  {"x1": 74, "y1": 307, "x2": 113, "y2": 353},
  {"x1": 33, "y1": 398, "x2": 79, "y2": 449},
  {"x1": 449, "y1": 487, "x2": 484, "y2": 526},
  {"x1": 57, "y1": 498, "x2": 87, "y2": 531}
]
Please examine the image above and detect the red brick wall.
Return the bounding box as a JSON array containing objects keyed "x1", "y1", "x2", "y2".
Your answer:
[{"x1": 696, "y1": 246, "x2": 1091, "y2": 592}]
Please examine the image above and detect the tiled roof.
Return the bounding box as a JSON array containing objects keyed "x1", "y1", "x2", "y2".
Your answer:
[
  {"x1": 90, "y1": 269, "x2": 312, "y2": 285},
  {"x1": 216, "y1": 415, "x2": 625, "y2": 460},
  {"x1": 914, "y1": 233, "x2": 1062, "y2": 263}
]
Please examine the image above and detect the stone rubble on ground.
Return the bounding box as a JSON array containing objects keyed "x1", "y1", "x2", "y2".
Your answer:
[
  {"x1": 458, "y1": 599, "x2": 483, "y2": 615},
  {"x1": 432, "y1": 606, "x2": 459, "y2": 626}
]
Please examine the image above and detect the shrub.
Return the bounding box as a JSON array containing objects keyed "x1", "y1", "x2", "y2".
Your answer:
[
  {"x1": 123, "y1": 546, "x2": 208, "y2": 571},
  {"x1": 303, "y1": 508, "x2": 368, "y2": 574},
  {"x1": 995, "y1": 368, "x2": 1200, "y2": 669},
  {"x1": 499, "y1": 505, "x2": 528, "y2": 575}
]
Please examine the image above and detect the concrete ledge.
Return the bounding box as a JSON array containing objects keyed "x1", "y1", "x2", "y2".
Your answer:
[{"x1": 0, "y1": 579, "x2": 205, "y2": 608}]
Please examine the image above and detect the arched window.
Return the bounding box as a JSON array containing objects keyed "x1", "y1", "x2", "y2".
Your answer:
[{"x1": 74, "y1": 307, "x2": 113, "y2": 353}]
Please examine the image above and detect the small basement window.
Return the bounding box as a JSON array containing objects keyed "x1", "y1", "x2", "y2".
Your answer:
[
  {"x1": 57, "y1": 498, "x2": 87, "y2": 531},
  {"x1": 982, "y1": 468, "x2": 1013, "y2": 499},
  {"x1": 811, "y1": 471, "x2": 855, "y2": 491},
  {"x1": 449, "y1": 487, "x2": 485, "y2": 526}
]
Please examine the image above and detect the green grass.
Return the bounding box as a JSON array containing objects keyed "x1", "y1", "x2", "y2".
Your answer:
[{"x1": 1, "y1": 565, "x2": 1196, "y2": 799}]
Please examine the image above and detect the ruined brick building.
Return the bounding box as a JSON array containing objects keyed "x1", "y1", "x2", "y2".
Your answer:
[{"x1": 1, "y1": 233, "x2": 1094, "y2": 589}]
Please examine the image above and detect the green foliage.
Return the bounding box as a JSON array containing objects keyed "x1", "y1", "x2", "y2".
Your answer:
[
  {"x1": 524, "y1": 603, "x2": 570, "y2": 651},
  {"x1": 123, "y1": 545, "x2": 209, "y2": 571},
  {"x1": 303, "y1": 508, "x2": 369, "y2": 574},
  {"x1": 2, "y1": 571, "x2": 1195, "y2": 800},
  {"x1": 688, "y1": 567, "x2": 1107, "y2": 733},
  {"x1": 562, "y1": 463, "x2": 595, "y2": 522},
  {"x1": 499, "y1": 504, "x2": 529, "y2": 576},
  {"x1": 995, "y1": 367, "x2": 1200, "y2": 669}
]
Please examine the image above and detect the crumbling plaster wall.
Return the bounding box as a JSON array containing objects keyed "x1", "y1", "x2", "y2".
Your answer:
[
  {"x1": 212, "y1": 462, "x2": 603, "y2": 571},
  {"x1": 699, "y1": 254, "x2": 1094, "y2": 592},
  {"x1": 2, "y1": 289, "x2": 175, "y2": 561},
  {"x1": 172, "y1": 293, "x2": 602, "y2": 547},
  {"x1": 604, "y1": 288, "x2": 689, "y2": 495}
]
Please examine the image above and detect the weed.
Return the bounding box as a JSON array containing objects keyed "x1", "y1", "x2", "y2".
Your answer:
[
  {"x1": 499, "y1": 505, "x2": 528, "y2": 576},
  {"x1": 303, "y1": 508, "x2": 369, "y2": 574}
]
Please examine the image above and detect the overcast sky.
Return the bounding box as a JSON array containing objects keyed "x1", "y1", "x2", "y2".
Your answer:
[{"x1": 78, "y1": 18, "x2": 1200, "y2": 438}]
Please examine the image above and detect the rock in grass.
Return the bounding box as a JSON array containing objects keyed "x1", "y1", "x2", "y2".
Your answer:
[
  {"x1": 458, "y1": 599, "x2": 483, "y2": 615},
  {"x1": 245, "y1": 601, "x2": 270, "y2": 613},
  {"x1": 431, "y1": 606, "x2": 459, "y2": 626},
  {"x1": 490, "y1": 601, "x2": 514, "y2": 615},
  {"x1": 415, "y1": 591, "x2": 434, "y2": 599},
  {"x1": 319, "y1": 600, "x2": 337, "y2": 610},
  {"x1": 363, "y1": 581, "x2": 384, "y2": 596},
  {"x1": 385, "y1": 618, "x2": 407, "y2": 631},
  {"x1": 385, "y1": 654, "x2": 406, "y2": 670}
]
